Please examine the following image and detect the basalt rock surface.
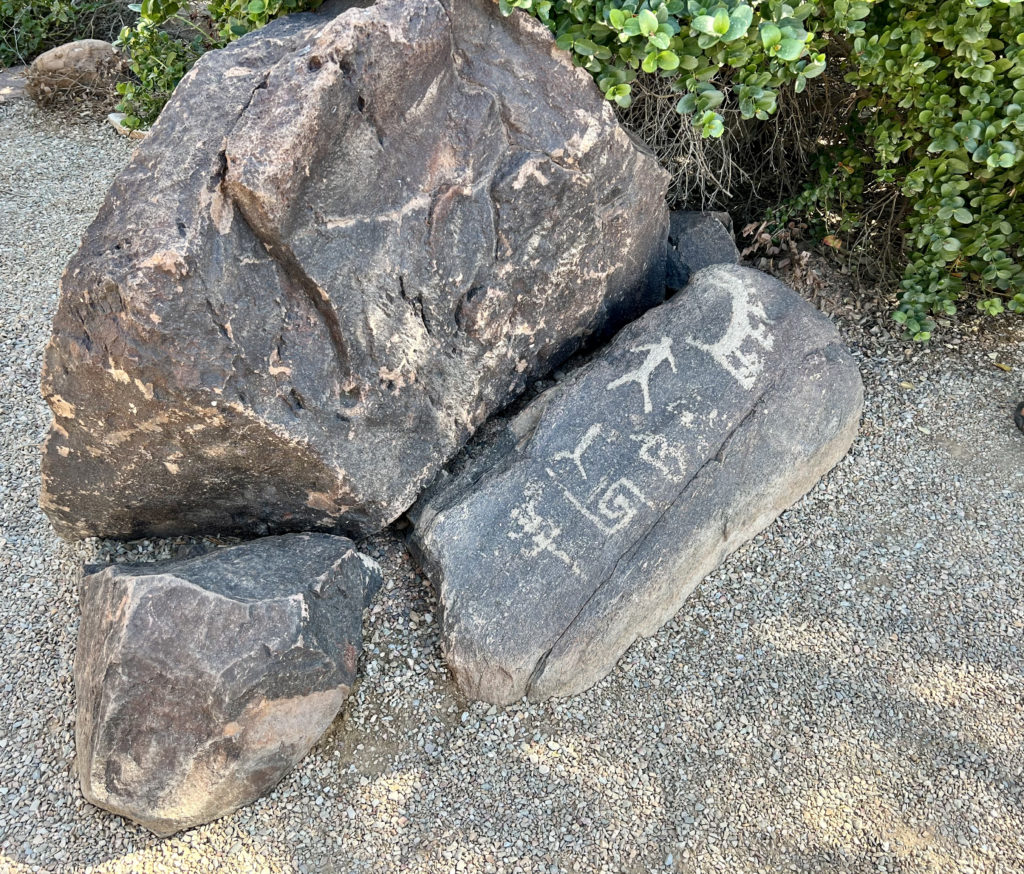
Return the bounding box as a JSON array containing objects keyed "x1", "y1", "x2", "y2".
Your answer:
[
  {"x1": 41, "y1": 0, "x2": 668, "y2": 541},
  {"x1": 75, "y1": 534, "x2": 381, "y2": 836},
  {"x1": 409, "y1": 264, "x2": 863, "y2": 704}
]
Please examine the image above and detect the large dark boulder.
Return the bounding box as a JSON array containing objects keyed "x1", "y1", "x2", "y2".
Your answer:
[
  {"x1": 408, "y1": 265, "x2": 863, "y2": 704},
  {"x1": 40, "y1": 0, "x2": 668, "y2": 541},
  {"x1": 75, "y1": 534, "x2": 382, "y2": 836}
]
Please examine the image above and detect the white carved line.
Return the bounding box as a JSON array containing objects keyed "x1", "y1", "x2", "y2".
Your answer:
[
  {"x1": 630, "y1": 433, "x2": 688, "y2": 482},
  {"x1": 606, "y1": 336, "x2": 677, "y2": 414},
  {"x1": 550, "y1": 423, "x2": 603, "y2": 480},
  {"x1": 683, "y1": 281, "x2": 773, "y2": 390},
  {"x1": 549, "y1": 474, "x2": 651, "y2": 537},
  {"x1": 507, "y1": 498, "x2": 580, "y2": 574}
]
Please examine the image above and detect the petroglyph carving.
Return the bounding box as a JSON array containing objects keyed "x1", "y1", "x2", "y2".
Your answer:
[
  {"x1": 606, "y1": 337, "x2": 677, "y2": 413},
  {"x1": 630, "y1": 433, "x2": 688, "y2": 481},
  {"x1": 550, "y1": 475, "x2": 650, "y2": 537},
  {"x1": 550, "y1": 424, "x2": 603, "y2": 480},
  {"x1": 683, "y1": 280, "x2": 773, "y2": 390},
  {"x1": 508, "y1": 497, "x2": 580, "y2": 573},
  {"x1": 666, "y1": 399, "x2": 696, "y2": 427}
]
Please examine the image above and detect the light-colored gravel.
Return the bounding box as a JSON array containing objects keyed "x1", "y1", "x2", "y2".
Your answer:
[{"x1": 2, "y1": 98, "x2": 1023, "y2": 874}]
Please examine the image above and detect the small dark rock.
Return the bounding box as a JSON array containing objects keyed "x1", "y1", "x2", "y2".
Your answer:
[
  {"x1": 669, "y1": 211, "x2": 739, "y2": 275},
  {"x1": 75, "y1": 533, "x2": 381, "y2": 836}
]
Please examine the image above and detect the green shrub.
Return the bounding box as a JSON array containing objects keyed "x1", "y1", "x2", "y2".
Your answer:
[
  {"x1": 509, "y1": 0, "x2": 1023, "y2": 338},
  {"x1": 843, "y1": 0, "x2": 1024, "y2": 339},
  {"x1": 499, "y1": 1, "x2": 869, "y2": 137},
  {"x1": 0, "y1": 0, "x2": 131, "y2": 68},
  {"x1": 115, "y1": 17, "x2": 206, "y2": 128}
]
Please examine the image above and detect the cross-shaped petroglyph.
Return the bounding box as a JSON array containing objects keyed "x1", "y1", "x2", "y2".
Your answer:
[
  {"x1": 550, "y1": 424, "x2": 603, "y2": 480},
  {"x1": 684, "y1": 281, "x2": 773, "y2": 390},
  {"x1": 606, "y1": 337, "x2": 677, "y2": 414},
  {"x1": 507, "y1": 498, "x2": 580, "y2": 574}
]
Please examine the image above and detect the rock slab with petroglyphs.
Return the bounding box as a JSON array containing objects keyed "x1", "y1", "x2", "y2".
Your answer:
[
  {"x1": 409, "y1": 264, "x2": 863, "y2": 704},
  {"x1": 75, "y1": 534, "x2": 382, "y2": 836},
  {"x1": 39, "y1": 0, "x2": 668, "y2": 542}
]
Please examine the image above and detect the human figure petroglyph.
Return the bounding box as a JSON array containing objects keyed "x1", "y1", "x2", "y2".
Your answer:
[
  {"x1": 606, "y1": 337, "x2": 677, "y2": 414},
  {"x1": 507, "y1": 498, "x2": 580, "y2": 573},
  {"x1": 683, "y1": 281, "x2": 773, "y2": 390},
  {"x1": 550, "y1": 424, "x2": 603, "y2": 480}
]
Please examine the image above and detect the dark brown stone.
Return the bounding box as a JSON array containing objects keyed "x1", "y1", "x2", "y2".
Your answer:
[{"x1": 41, "y1": 0, "x2": 668, "y2": 541}]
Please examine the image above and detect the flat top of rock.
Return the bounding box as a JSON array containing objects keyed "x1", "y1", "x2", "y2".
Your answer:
[{"x1": 93, "y1": 533, "x2": 364, "y2": 602}]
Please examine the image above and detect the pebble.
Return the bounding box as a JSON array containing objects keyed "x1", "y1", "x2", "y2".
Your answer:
[{"x1": 2, "y1": 99, "x2": 1023, "y2": 874}]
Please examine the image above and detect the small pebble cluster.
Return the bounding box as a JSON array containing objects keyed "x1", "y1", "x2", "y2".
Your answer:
[{"x1": 1, "y1": 100, "x2": 1022, "y2": 873}]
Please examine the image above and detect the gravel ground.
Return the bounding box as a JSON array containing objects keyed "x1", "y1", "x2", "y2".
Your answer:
[{"x1": 1, "y1": 99, "x2": 1023, "y2": 874}]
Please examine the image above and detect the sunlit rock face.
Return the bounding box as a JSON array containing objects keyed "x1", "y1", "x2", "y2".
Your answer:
[
  {"x1": 75, "y1": 534, "x2": 381, "y2": 836},
  {"x1": 409, "y1": 265, "x2": 863, "y2": 704},
  {"x1": 40, "y1": 0, "x2": 668, "y2": 542}
]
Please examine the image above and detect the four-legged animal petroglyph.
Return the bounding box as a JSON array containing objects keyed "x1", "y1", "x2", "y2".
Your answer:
[
  {"x1": 684, "y1": 282, "x2": 773, "y2": 390},
  {"x1": 606, "y1": 337, "x2": 677, "y2": 414}
]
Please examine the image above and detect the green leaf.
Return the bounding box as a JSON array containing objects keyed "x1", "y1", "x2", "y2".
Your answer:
[
  {"x1": 605, "y1": 83, "x2": 633, "y2": 107},
  {"x1": 657, "y1": 50, "x2": 680, "y2": 70},
  {"x1": 608, "y1": 7, "x2": 626, "y2": 28},
  {"x1": 676, "y1": 93, "x2": 698, "y2": 113},
  {"x1": 952, "y1": 208, "x2": 973, "y2": 224},
  {"x1": 699, "y1": 87, "x2": 725, "y2": 110},
  {"x1": 642, "y1": 50, "x2": 659, "y2": 72},
  {"x1": 712, "y1": 7, "x2": 730, "y2": 35},
  {"x1": 247, "y1": 0, "x2": 265, "y2": 14},
  {"x1": 698, "y1": 110, "x2": 725, "y2": 137},
  {"x1": 722, "y1": 4, "x2": 752, "y2": 41},
  {"x1": 638, "y1": 9, "x2": 659, "y2": 36},
  {"x1": 776, "y1": 38, "x2": 805, "y2": 61},
  {"x1": 759, "y1": 22, "x2": 782, "y2": 49},
  {"x1": 692, "y1": 14, "x2": 717, "y2": 35}
]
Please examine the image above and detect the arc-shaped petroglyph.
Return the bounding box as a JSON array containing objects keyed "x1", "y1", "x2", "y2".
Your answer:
[
  {"x1": 550, "y1": 424, "x2": 603, "y2": 480},
  {"x1": 683, "y1": 279, "x2": 773, "y2": 390},
  {"x1": 606, "y1": 337, "x2": 677, "y2": 414}
]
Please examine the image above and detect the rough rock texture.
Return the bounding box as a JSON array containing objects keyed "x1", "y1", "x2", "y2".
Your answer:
[
  {"x1": 409, "y1": 264, "x2": 863, "y2": 704},
  {"x1": 40, "y1": 0, "x2": 669, "y2": 542},
  {"x1": 74, "y1": 534, "x2": 382, "y2": 836},
  {"x1": 669, "y1": 211, "x2": 739, "y2": 275},
  {"x1": 0, "y1": 65, "x2": 29, "y2": 104},
  {"x1": 26, "y1": 40, "x2": 122, "y2": 102}
]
